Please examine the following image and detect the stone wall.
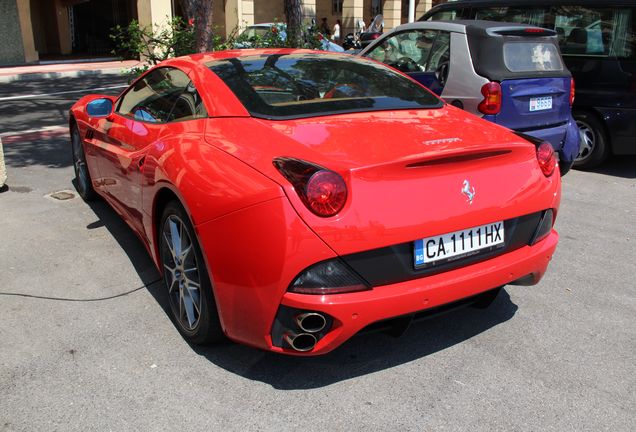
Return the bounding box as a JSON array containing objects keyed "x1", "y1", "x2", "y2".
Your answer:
[{"x1": 0, "y1": 0, "x2": 26, "y2": 65}]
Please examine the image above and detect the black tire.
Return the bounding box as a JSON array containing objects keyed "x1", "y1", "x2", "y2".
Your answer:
[
  {"x1": 573, "y1": 111, "x2": 609, "y2": 170},
  {"x1": 471, "y1": 286, "x2": 503, "y2": 309},
  {"x1": 159, "y1": 201, "x2": 223, "y2": 344},
  {"x1": 70, "y1": 123, "x2": 97, "y2": 201}
]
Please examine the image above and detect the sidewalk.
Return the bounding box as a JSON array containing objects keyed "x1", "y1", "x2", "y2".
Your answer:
[{"x1": 0, "y1": 59, "x2": 140, "y2": 83}]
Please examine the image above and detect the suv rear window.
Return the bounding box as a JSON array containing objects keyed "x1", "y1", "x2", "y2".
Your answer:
[
  {"x1": 503, "y1": 42, "x2": 563, "y2": 72},
  {"x1": 208, "y1": 53, "x2": 442, "y2": 120}
]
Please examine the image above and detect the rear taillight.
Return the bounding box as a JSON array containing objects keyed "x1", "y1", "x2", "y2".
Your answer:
[
  {"x1": 569, "y1": 78, "x2": 575, "y2": 106},
  {"x1": 273, "y1": 157, "x2": 347, "y2": 217},
  {"x1": 371, "y1": 33, "x2": 380, "y2": 40},
  {"x1": 478, "y1": 82, "x2": 502, "y2": 115},
  {"x1": 289, "y1": 259, "x2": 370, "y2": 294},
  {"x1": 537, "y1": 142, "x2": 557, "y2": 177}
]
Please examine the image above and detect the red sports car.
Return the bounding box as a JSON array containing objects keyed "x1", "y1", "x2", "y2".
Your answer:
[{"x1": 69, "y1": 49, "x2": 560, "y2": 355}]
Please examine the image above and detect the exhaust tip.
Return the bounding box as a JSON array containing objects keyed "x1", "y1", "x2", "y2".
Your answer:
[
  {"x1": 284, "y1": 332, "x2": 317, "y2": 352},
  {"x1": 295, "y1": 312, "x2": 327, "y2": 333}
]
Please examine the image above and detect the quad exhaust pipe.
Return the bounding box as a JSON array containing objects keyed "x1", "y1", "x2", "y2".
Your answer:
[
  {"x1": 295, "y1": 312, "x2": 327, "y2": 333},
  {"x1": 283, "y1": 332, "x2": 317, "y2": 352},
  {"x1": 285, "y1": 313, "x2": 326, "y2": 352}
]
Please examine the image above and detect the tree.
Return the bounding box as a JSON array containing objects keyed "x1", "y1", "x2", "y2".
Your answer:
[
  {"x1": 178, "y1": 0, "x2": 215, "y2": 52},
  {"x1": 284, "y1": 0, "x2": 303, "y2": 48}
]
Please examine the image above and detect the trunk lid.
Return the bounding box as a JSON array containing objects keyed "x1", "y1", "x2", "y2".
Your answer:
[{"x1": 205, "y1": 107, "x2": 559, "y2": 255}]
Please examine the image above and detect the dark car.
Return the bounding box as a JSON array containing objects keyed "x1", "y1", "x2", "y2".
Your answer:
[
  {"x1": 421, "y1": 0, "x2": 636, "y2": 169},
  {"x1": 360, "y1": 20, "x2": 579, "y2": 175}
]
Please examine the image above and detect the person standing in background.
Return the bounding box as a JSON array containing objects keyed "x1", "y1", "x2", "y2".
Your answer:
[
  {"x1": 332, "y1": 19, "x2": 342, "y2": 44},
  {"x1": 319, "y1": 17, "x2": 331, "y2": 38}
]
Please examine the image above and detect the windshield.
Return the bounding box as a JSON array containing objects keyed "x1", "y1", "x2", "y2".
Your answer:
[{"x1": 207, "y1": 53, "x2": 442, "y2": 120}]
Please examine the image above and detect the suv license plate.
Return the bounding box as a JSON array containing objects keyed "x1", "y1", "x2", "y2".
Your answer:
[
  {"x1": 529, "y1": 96, "x2": 552, "y2": 111},
  {"x1": 414, "y1": 222, "x2": 505, "y2": 267}
]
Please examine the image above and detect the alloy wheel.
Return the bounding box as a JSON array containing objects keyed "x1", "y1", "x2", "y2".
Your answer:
[
  {"x1": 161, "y1": 214, "x2": 203, "y2": 332},
  {"x1": 71, "y1": 128, "x2": 90, "y2": 194},
  {"x1": 575, "y1": 119, "x2": 595, "y2": 163}
]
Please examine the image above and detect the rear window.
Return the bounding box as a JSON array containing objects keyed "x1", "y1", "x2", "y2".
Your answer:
[
  {"x1": 207, "y1": 53, "x2": 442, "y2": 120},
  {"x1": 503, "y1": 42, "x2": 563, "y2": 72}
]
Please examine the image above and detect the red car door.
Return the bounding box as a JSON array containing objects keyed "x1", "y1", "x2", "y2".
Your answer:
[
  {"x1": 98, "y1": 67, "x2": 193, "y2": 237},
  {"x1": 83, "y1": 111, "x2": 131, "y2": 194}
]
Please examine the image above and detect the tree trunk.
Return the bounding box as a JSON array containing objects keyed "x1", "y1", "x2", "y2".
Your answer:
[
  {"x1": 284, "y1": 0, "x2": 303, "y2": 48},
  {"x1": 179, "y1": 0, "x2": 215, "y2": 52}
]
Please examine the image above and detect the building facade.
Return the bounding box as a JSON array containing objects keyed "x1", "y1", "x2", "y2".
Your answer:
[{"x1": 1, "y1": 0, "x2": 438, "y2": 66}]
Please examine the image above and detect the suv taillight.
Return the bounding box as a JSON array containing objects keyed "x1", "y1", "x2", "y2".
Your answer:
[
  {"x1": 570, "y1": 78, "x2": 575, "y2": 106},
  {"x1": 273, "y1": 157, "x2": 347, "y2": 217},
  {"x1": 478, "y1": 82, "x2": 502, "y2": 115}
]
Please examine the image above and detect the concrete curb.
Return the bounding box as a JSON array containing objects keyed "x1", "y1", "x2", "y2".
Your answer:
[{"x1": 0, "y1": 67, "x2": 126, "y2": 83}]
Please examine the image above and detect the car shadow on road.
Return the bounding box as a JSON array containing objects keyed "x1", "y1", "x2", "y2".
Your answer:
[
  {"x1": 85, "y1": 192, "x2": 519, "y2": 390},
  {"x1": 83, "y1": 197, "x2": 165, "y2": 302},
  {"x1": 191, "y1": 293, "x2": 518, "y2": 389},
  {"x1": 583, "y1": 155, "x2": 636, "y2": 179}
]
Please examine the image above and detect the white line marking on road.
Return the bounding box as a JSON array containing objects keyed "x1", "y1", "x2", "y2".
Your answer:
[
  {"x1": 0, "y1": 125, "x2": 67, "y2": 138},
  {"x1": 0, "y1": 85, "x2": 127, "y2": 102}
]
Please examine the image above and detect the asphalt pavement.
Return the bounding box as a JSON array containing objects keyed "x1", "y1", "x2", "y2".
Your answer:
[
  {"x1": 0, "y1": 77, "x2": 635, "y2": 431},
  {"x1": 0, "y1": 76, "x2": 127, "y2": 135}
]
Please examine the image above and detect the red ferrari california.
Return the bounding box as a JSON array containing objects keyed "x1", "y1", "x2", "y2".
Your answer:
[{"x1": 69, "y1": 49, "x2": 560, "y2": 355}]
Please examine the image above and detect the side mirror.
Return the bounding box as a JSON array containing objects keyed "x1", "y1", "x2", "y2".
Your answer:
[{"x1": 86, "y1": 98, "x2": 113, "y2": 118}]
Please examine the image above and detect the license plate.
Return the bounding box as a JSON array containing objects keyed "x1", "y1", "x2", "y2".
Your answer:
[
  {"x1": 414, "y1": 222, "x2": 505, "y2": 267},
  {"x1": 529, "y1": 96, "x2": 552, "y2": 111}
]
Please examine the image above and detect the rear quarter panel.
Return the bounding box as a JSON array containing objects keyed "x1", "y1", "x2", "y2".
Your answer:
[{"x1": 140, "y1": 119, "x2": 284, "y2": 266}]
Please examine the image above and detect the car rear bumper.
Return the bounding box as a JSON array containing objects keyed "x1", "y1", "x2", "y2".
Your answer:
[
  {"x1": 512, "y1": 117, "x2": 580, "y2": 168},
  {"x1": 271, "y1": 229, "x2": 558, "y2": 355}
]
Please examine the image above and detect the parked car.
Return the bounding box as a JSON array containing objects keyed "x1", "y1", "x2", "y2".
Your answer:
[
  {"x1": 421, "y1": 0, "x2": 636, "y2": 169},
  {"x1": 236, "y1": 23, "x2": 345, "y2": 52},
  {"x1": 69, "y1": 49, "x2": 561, "y2": 355},
  {"x1": 360, "y1": 20, "x2": 579, "y2": 175}
]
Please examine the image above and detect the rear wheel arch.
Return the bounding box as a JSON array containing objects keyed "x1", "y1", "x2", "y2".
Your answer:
[
  {"x1": 158, "y1": 198, "x2": 224, "y2": 344},
  {"x1": 152, "y1": 187, "x2": 183, "y2": 258}
]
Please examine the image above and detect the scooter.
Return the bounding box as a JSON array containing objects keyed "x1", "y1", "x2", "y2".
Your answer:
[{"x1": 342, "y1": 33, "x2": 361, "y2": 51}]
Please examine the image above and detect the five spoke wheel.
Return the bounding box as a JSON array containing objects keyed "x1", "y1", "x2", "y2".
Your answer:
[
  {"x1": 162, "y1": 214, "x2": 202, "y2": 331},
  {"x1": 159, "y1": 201, "x2": 223, "y2": 344}
]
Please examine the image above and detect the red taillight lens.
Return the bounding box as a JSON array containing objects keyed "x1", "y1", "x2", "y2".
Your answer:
[
  {"x1": 537, "y1": 142, "x2": 557, "y2": 177},
  {"x1": 478, "y1": 82, "x2": 502, "y2": 115},
  {"x1": 273, "y1": 157, "x2": 348, "y2": 217},
  {"x1": 371, "y1": 33, "x2": 380, "y2": 40},
  {"x1": 305, "y1": 170, "x2": 347, "y2": 216},
  {"x1": 569, "y1": 78, "x2": 575, "y2": 106}
]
